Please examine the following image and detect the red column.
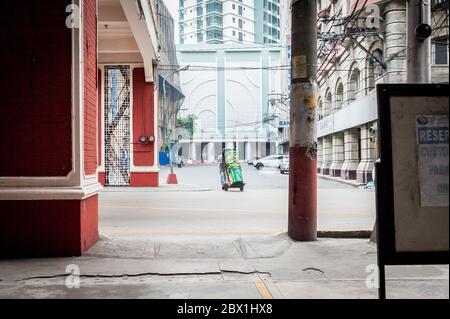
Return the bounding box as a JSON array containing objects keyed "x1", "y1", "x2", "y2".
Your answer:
[
  {"x1": 131, "y1": 67, "x2": 159, "y2": 187},
  {"x1": 0, "y1": 0, "x2": 100, "y2": 257}
]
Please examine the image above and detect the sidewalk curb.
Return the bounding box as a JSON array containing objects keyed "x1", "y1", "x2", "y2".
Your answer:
[
  {"x1": 318, "y1": 175, "x2": 365, "y2": 188},
  {"x1": 317, "y1": 230, "x2": 372, "y2": 239}
]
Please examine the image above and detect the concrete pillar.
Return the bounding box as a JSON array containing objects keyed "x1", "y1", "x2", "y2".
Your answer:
[
  {"x1": 320, "y1": 136, "x2": 332, "y2": 175},
  {"x1": 195, "y1": 143, "x2": 202, "y2": 162},
  {"x1": 245, "y1": 142, "x2": 252, "y2": 161},
  {"x1": 190, "y1": 142, "x2": 196, "y2": 162},
  {"x1": 207, "y1": 142, "x2": 215, "y2": 163},
  {"x1": 383, "y1": 0, "x2": 408, "y2": 83},
  {"x1": 341, "y1": 128, "x2": 360, "y2": 180},
  {"x1": 238, "y1": 142, "x2": 245, "y2": 161},
  {"x1": 250, "y1": 142, "x2": 257, "y2": 159},
  {"x1": 255, "y1": 142, "x2": 263, "y2": 158},
  {"x1": 330, "y1": 133, "x2": 345, "y2": 177},
  {"x1": 0, "y1": 0, "x2": 100, "y2": 257},
  {"x1": 215, "y1": 143, "x2": 222, "y2": 160},
  {"x1": 317, "y1": 138, "x2": 323, "y2": 174},
  {"x1": 357, "y1": 124, "x2": 376, "y2": 183}
]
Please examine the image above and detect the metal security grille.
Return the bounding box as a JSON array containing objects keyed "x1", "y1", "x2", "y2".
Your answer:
[{"x1": 104, "y1": 66, "x2": 131, "y2": 186}]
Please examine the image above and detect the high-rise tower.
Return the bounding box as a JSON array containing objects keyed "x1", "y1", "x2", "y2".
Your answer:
[{"x1": 178, "y1": 0, "x2": 281, "y2": 44}]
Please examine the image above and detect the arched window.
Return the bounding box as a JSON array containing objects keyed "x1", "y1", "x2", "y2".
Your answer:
[
  {"x1": 325, "y1": 90, "x2": 332, "y2": 116},
  {"x1": 349, "y1": 67, "x2": 360, "y2": 102},
  {"x1": 368, "y1": 49, "x2": 384, "y2": 91},
  {"x1": 335, "y1": 80, "x2": 344, "y2": 111},
  {"x1": 317, "y1": 97, "x2": 323, "y2": 120},
  {"x1": 373, "y1": 49, "x2": 384, "y2": 78}
]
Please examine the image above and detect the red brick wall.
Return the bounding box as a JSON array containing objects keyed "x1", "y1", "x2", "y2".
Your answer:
[
  {"x1": 84, "y1": 0, "x2": 98, "y2": 176},
  {"x1": 133, "y1": 68, "x2": 155, "y2": 167},
  {"x1": 0, "y1": 1, "x2": 72, "y2": 177}
]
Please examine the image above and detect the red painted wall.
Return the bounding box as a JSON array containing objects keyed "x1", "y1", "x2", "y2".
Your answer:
[
  {"x1": 80, "y1": 195, "x2": 99, "y2": 253},
  {"x1": 83, "y1": 0, "x2": 98, "y2": 176},
  {"x1": 98, "y1": 172, "x2": 106, "y2": 186},
  {"x1": 0, "y1": 1, "x2": 72, "y2": 177},
  {"x1": 0, "y1": 195, "x2": 98, "y2": 258},
  {"x1": 132, "y1": 68, "x2": 155, "y2": 167},
  {"x1": 130, "y1": 172, "x2": 159, "y2": 187}
]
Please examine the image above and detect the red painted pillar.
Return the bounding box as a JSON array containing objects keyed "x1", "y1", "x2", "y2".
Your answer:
[
  {"x1": 131, "y1": 68, "x2": 159, "y2": 187},
  {"x1": 288, "y1": 0, "x2": 318, "y2": 241},
  {"x1": 0, "y1": 0, "x2": 100, "y2": 257}
]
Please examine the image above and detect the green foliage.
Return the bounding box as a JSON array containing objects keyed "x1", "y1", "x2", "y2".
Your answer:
[{"x1": 176, "y1": 115, "x2": 197, "y2": 138}]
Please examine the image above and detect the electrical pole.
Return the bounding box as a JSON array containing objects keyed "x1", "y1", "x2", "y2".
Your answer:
[
  {"x1": 288, "y1": 0, "x2": 318, "y2": 241},
  {"x1": 407, "y1": 0, "x2": 432, "y2": 83}
]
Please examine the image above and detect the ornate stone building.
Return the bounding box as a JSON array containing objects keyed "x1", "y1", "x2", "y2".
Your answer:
[{"x1": 316, "y1": 0, "x2": 448, "y2": 184}]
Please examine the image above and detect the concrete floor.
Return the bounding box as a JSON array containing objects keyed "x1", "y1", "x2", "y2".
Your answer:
[
  {"x1": 0, "y1": 236, "x2": 448, "y2": 299},
  {"x1": 0, "y1": 165, "x2": 447, "y2": 299}
]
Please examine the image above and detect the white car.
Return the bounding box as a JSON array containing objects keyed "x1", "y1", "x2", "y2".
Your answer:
[
  {"x1": 280, "y1": 155, "x2": 289, "y2": 174},
  {"x1": 253, "y1": 155, "x2": 284, "y2": 170}
]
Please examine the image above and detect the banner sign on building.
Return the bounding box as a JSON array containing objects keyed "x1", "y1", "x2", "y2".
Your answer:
[
  {"x1": 416, "y1": 115, "x2": 449, "y2": 207},
  {"x1": 278, "y1": 119, "x2": 290, "y2": 128},
  {"x1": 318, "y1": 115, "x2": 334, "y2": 137}
]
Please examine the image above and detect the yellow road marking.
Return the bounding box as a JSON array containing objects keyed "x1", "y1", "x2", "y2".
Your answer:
[{"x1": 255, "y1": 281, "x2": 273, "y2": 299}]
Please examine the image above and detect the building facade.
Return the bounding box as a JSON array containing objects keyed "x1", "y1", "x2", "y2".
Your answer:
[
  {"x1": 0, "y1": 0, "x2": 161, "y2": 258},
  {"x1": 255, "y1": 0, "x2": 281, "y2": 44},
  {"x1": 275, "y1": 0, "x2": 292, "y2": 155},
  {"x1": 315, "y1": 0, "x2": 449, "y2": 184},
  {"x1": 177, "y1": 43, "x2": 281, "y2": 162},
  {"x1": 97, "y1": 0, "x2": 161, "y2": 188},
  {"x1": 179, "y1": 0, "x2": 280, "y2": 44},
  {"x1": 156, "y1": 0, "x2": 185, "y2": 155}
]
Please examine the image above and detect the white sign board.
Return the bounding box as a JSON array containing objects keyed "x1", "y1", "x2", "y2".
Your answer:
[
  {"x1": 278, "y1": 119, "x2": 290, "y2": 128},
  {"x1": 415, "y1": 115, "x2": 449, "y2": 207},
  {"x1": 389, "y1": 96, "x2": 449, "y2": 253},
  {"x1": 317, "y1": 115, "x2": 334, "y2": 137}
]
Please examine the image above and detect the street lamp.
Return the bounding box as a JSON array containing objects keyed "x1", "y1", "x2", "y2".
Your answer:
[
  {"x1": 163, "y1": 65, "x2": 190, "y2": 99},
  {"x1": 162, "y1": 65, "x2": 190, "y2": 184}
]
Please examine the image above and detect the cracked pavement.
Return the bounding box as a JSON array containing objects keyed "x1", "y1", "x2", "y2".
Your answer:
[{"x1": 0, "y1": 235, "x2": 448, "y2": 299}]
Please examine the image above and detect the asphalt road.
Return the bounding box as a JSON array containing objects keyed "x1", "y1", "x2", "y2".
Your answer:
[
  {"x1": 99, "y1": 164, "x2": 376, "y2": 239},
  {"x1": 171, "y1": 163, "x2": 354, "y2": 190}
]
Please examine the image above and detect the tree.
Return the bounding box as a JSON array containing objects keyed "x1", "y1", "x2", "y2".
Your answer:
[{"x1": 176, "y1": 115, "x2": 197, "y2": 139}]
